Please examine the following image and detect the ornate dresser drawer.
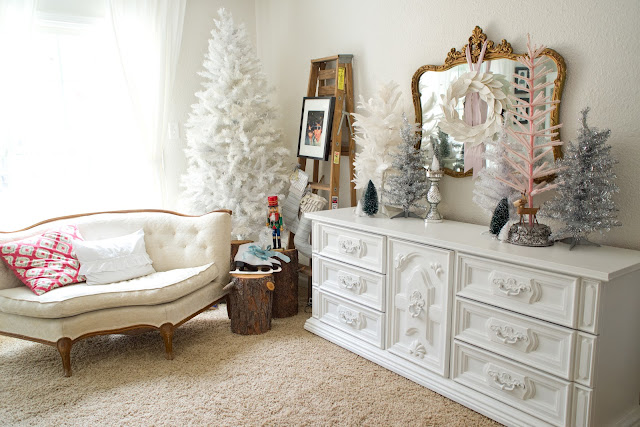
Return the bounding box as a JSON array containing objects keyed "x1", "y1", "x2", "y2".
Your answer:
[
  {"x1": 314, "y1": 255, "x2": 385, "y2": 311},
  {"x1": 305, "y1": 209, "x2": 640, "y2": 427},
  {"x1": 453, "y1": 341, "x2": 573, "y2": 427},
  {"x1": 454, "y1": 298, "x2": 593, "y2": 383},
  {"x1": 313, "y1": 222, "x2": 386, "y2": 273},
  {"x1": 456, "y1": 254, "x2": 580, "y2": 328},
  {"x1": 316, "y1": 289, "x2": 385, "y2": 348}
]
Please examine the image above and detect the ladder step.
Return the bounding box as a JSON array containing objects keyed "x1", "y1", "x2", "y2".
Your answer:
[
  {"x1": 318, "y1": 86, "x2": 335, "y2": 96},
  {"x1": 318, "y1": 69, "x2": 336, "y2": 81},
  {"x1": 309, "y1": 182, "x2": 331, "y2": 191}
]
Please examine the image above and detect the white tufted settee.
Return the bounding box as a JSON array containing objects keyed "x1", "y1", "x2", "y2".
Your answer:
[{"x1": 0, "y1": 209, "x2": 231, "y2": 376}]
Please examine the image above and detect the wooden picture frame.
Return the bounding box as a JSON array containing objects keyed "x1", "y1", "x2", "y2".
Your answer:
[
  {"x1": 514, "y1": 66, "x2": 529, "y2": 94},
  {"x1": 297, "y1": 96, "x2": 335, "y2": 161}
]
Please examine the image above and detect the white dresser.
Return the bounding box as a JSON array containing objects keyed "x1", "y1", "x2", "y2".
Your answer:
[{"x1": 304, "y1": 208, "x2": 640, "y2": 427}]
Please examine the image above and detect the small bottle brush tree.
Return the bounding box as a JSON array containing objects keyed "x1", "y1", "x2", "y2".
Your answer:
[
  {"x1": 490, "y1": 197, "x2": 511, "y2": 235},
  {"x1": 352, "y1": 81, "x2": 404, "y2": 192},
  {"x1": 180, "y1": 9, "x2": 291, "y2": 240},
  {"x1": 542, "y1": 108, "x2": 621, "y2": 249},
  {"x1": 496, "y1": 35, "x2": 563, "y2": 244},
  {"x1": 362, "y1": 180, "x2": 379, "y2": 216},
  {"x1": 383, "y1": 114, "x2": 428, "y2": 218},
  {"x1": 430, "y1": 127, "x2": 451, "y2": 165}
]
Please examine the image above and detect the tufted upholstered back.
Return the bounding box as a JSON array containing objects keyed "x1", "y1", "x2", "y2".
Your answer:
[{"x1": 0, "y1": 210, "x2": 232, "y2": 290}]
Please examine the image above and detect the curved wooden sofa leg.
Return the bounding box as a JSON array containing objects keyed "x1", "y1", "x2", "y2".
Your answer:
[
  {"x1": 159, "y1": 323, "x2": 174, "y2": 360},
  {"x1": 56, "y1": 338, "x2": 73, "y2": 377}
]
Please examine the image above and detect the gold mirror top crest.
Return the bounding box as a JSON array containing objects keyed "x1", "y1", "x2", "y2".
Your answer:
[{"x1": 445, "y1": 26, "x2": 513, "y2": 65}]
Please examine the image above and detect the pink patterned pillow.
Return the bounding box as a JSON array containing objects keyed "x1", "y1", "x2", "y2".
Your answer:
[{"x1": 0, "y1": 225, "x2": 85, "y2": 295}]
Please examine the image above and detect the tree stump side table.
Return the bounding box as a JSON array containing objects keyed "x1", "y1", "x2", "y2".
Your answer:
[
  {"x1": 226, "y1": 273, "x2": 274, "y2": 335},
  {"x1": 272, "y1": 248, "x2": 298, "y2": 318}
]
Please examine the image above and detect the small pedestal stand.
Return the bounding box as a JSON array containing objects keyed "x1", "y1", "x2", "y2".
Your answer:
[
  {"x1": 226, "y1": 273, "x2": 275, "y2": 335},
  {"x1": 425, "y1": 169, "x2": 444, "y2": 223},
  {"x1": 506, "y1": 223, "x2": 553, "y2": 247}
]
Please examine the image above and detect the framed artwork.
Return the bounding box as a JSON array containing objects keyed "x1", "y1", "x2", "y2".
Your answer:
[
  {"x1": 297, "y1": 96, "x2": 335, "y2": 160},
  {"x1": 514, "y1": 66, "x2": 529, "y2": 94},
  {"x1": 517, "y1": 97, "x2": 530, "y2": 124}
]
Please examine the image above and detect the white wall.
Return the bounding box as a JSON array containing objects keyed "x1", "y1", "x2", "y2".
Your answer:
[
  {"x1": 168, "y1": 0, "x2": 640, "y2": 251},
  {"x1": 253, "y1": 0, "x2": 640, "y2": 251}
]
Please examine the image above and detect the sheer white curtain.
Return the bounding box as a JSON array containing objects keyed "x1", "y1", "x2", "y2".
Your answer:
[
  {"x1": 108, "y1": 0, "x2": 186, "y2": 207},
  {"x1": 0, "y1": 0, "x2": 185, "y2": 230}
]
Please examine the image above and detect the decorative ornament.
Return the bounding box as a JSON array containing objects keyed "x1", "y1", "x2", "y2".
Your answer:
[
  {"x1": 362, "y1": 180, "x2": 379, "y2": 216},
  {"x1": 496, "y1": 35, "x2": 563, "y2": 247},
  {"x1": 266, "y1": 196, "x2": 284, "y2": 249},
  {"x1": 383, "y1": 114, "x2": 428, "y2": 219},
  {"x1": 439, "y1": 71, "x2": 506, "y2": 147},
  {"x1": 438, "y1": 41, "x2": 508, "y2": 177},
  {"x1": 541, "y1": 108, "x2": 621, "y2": 249},
  {"x1": 490, "y1": 197, "x2": 510, "y2": 235},
  {"x1": 425, "y1": 165, "x2": 443, "y2": 224}
]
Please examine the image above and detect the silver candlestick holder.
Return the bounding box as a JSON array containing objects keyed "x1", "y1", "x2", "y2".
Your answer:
[{"x1": 425, "y1": 168, "x2": 443, "y2": 223}]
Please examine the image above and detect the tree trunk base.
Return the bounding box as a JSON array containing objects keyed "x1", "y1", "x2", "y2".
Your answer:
[
  {"x1": 228, "y1": 273, "x2": 274, "y2": 335},
  {"x1": 272, "y1": 249, "x2": 298, "y2": 318}
]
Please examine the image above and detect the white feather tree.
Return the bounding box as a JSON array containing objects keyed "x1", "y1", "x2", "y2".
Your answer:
[
  {"x1": 472, "y1": 122, "x2": 520, "y2": 218},
  {"x1": 180, "y1": 9, "x2": 291, "y2": 240},
  {"x1": 352, "y1": 81, "x2": 405, "y2": 191}
]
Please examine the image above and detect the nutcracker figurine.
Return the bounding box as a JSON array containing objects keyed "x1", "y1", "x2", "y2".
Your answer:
[{"x1": 266, "y1": 196, "x2": 284, "y2": 249}]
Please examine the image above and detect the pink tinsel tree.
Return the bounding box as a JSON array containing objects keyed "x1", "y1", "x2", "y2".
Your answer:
[{"x1": 497, "y1": 35, "x2": 563, "y2": 226}]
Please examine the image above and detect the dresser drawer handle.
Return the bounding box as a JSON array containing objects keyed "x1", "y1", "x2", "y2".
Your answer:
[
  {"x1": 490, "y1": 324, "x2": 529, "y2": 345},
  {"x1": 493, "y1": 277, "x2": 531, "y2": 296},
  {"x1": 486, "y1": 368, "x2": 526, "y2": 392},
  {"x1": 338, "y1": 236, "x2": 362, "y2": 256},
  {"x1": 337, "y1": 306, "x2": 363, "y2": 329},
  {"x1": 337, "y1": 272, "x2": 363, "y2": 294},
  {"x1": 408, "y1": 291, "x2": 425, "y2": 318}
]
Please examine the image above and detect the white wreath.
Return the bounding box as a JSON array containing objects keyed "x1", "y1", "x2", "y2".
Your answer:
[{"x1": 438, "y1": 71, "x2": 508, "y2": 146}]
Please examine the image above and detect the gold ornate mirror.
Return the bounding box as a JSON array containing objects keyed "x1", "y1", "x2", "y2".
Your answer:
[{"x1": 411, "y1": 26, "x2": 566, "y2": 177}]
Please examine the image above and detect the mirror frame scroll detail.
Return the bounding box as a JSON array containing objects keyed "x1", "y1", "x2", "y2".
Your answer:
[{"x1": 411, "y1": 26, "x2": 567, "y2": 178}]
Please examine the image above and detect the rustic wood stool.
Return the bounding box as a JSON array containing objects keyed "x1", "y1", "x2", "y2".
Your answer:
[
  {"x1": 272, "y1": 248, "x2": 299, "y2": 318},
  {"x1": 226, "y1": 273, "x2": 274, "y2": 335}
]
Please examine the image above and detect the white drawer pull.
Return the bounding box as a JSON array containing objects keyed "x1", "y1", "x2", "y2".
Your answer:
[
  {"x1": 493, "y1": 277, "x2": 531, "y2": 296},
  {"x1": 487, "y1": 369, "x2": 525, "y2": 391},
  {"x1": 483, "y1": 363, "x2": 533, "y2": 400},
  {"x1": 408, "y1": 291, "x2": 425, "y2": 318},
  {"x1": 490, "y1": 324, "x2": 529, "y2": 344},
  {"x1": 337, "y1": 305, "x2": 363, "y2": 329},
  {"x1": 337, "y1": 271, "x2": 363, "y2": 294},
  {"x1": 338, "y1": 236, "x2": 362, "y2": 256}
]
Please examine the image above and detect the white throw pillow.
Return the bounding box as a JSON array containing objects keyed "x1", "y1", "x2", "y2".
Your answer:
[{"x1": 74, "y1": 229, "x2": 156, "y2": 285}]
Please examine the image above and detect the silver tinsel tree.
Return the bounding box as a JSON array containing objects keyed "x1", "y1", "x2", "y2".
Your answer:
[
  {"x1": 383, "y1": 114, "x2": 427, "y2": 218},
  {"x1": 542, "y1": 108, "x2": 621, "y2": 248}
]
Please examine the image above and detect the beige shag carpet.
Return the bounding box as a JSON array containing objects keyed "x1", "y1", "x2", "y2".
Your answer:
[{"x1": 0, "y1": 288, "x2": 500, "y2": 426}]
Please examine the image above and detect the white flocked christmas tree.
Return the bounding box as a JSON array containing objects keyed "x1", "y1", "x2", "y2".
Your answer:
[
  {"x1": 181, "y1": 9, "x2": 291, "y2": 240},
  {"x1": 472, "y1": 123, "x2": 520, "y2": 219}
]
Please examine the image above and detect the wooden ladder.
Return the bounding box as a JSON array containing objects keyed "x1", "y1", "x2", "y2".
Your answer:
[{"x1": 298, "y1": 54, "x2": 356, "y2": 209}]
